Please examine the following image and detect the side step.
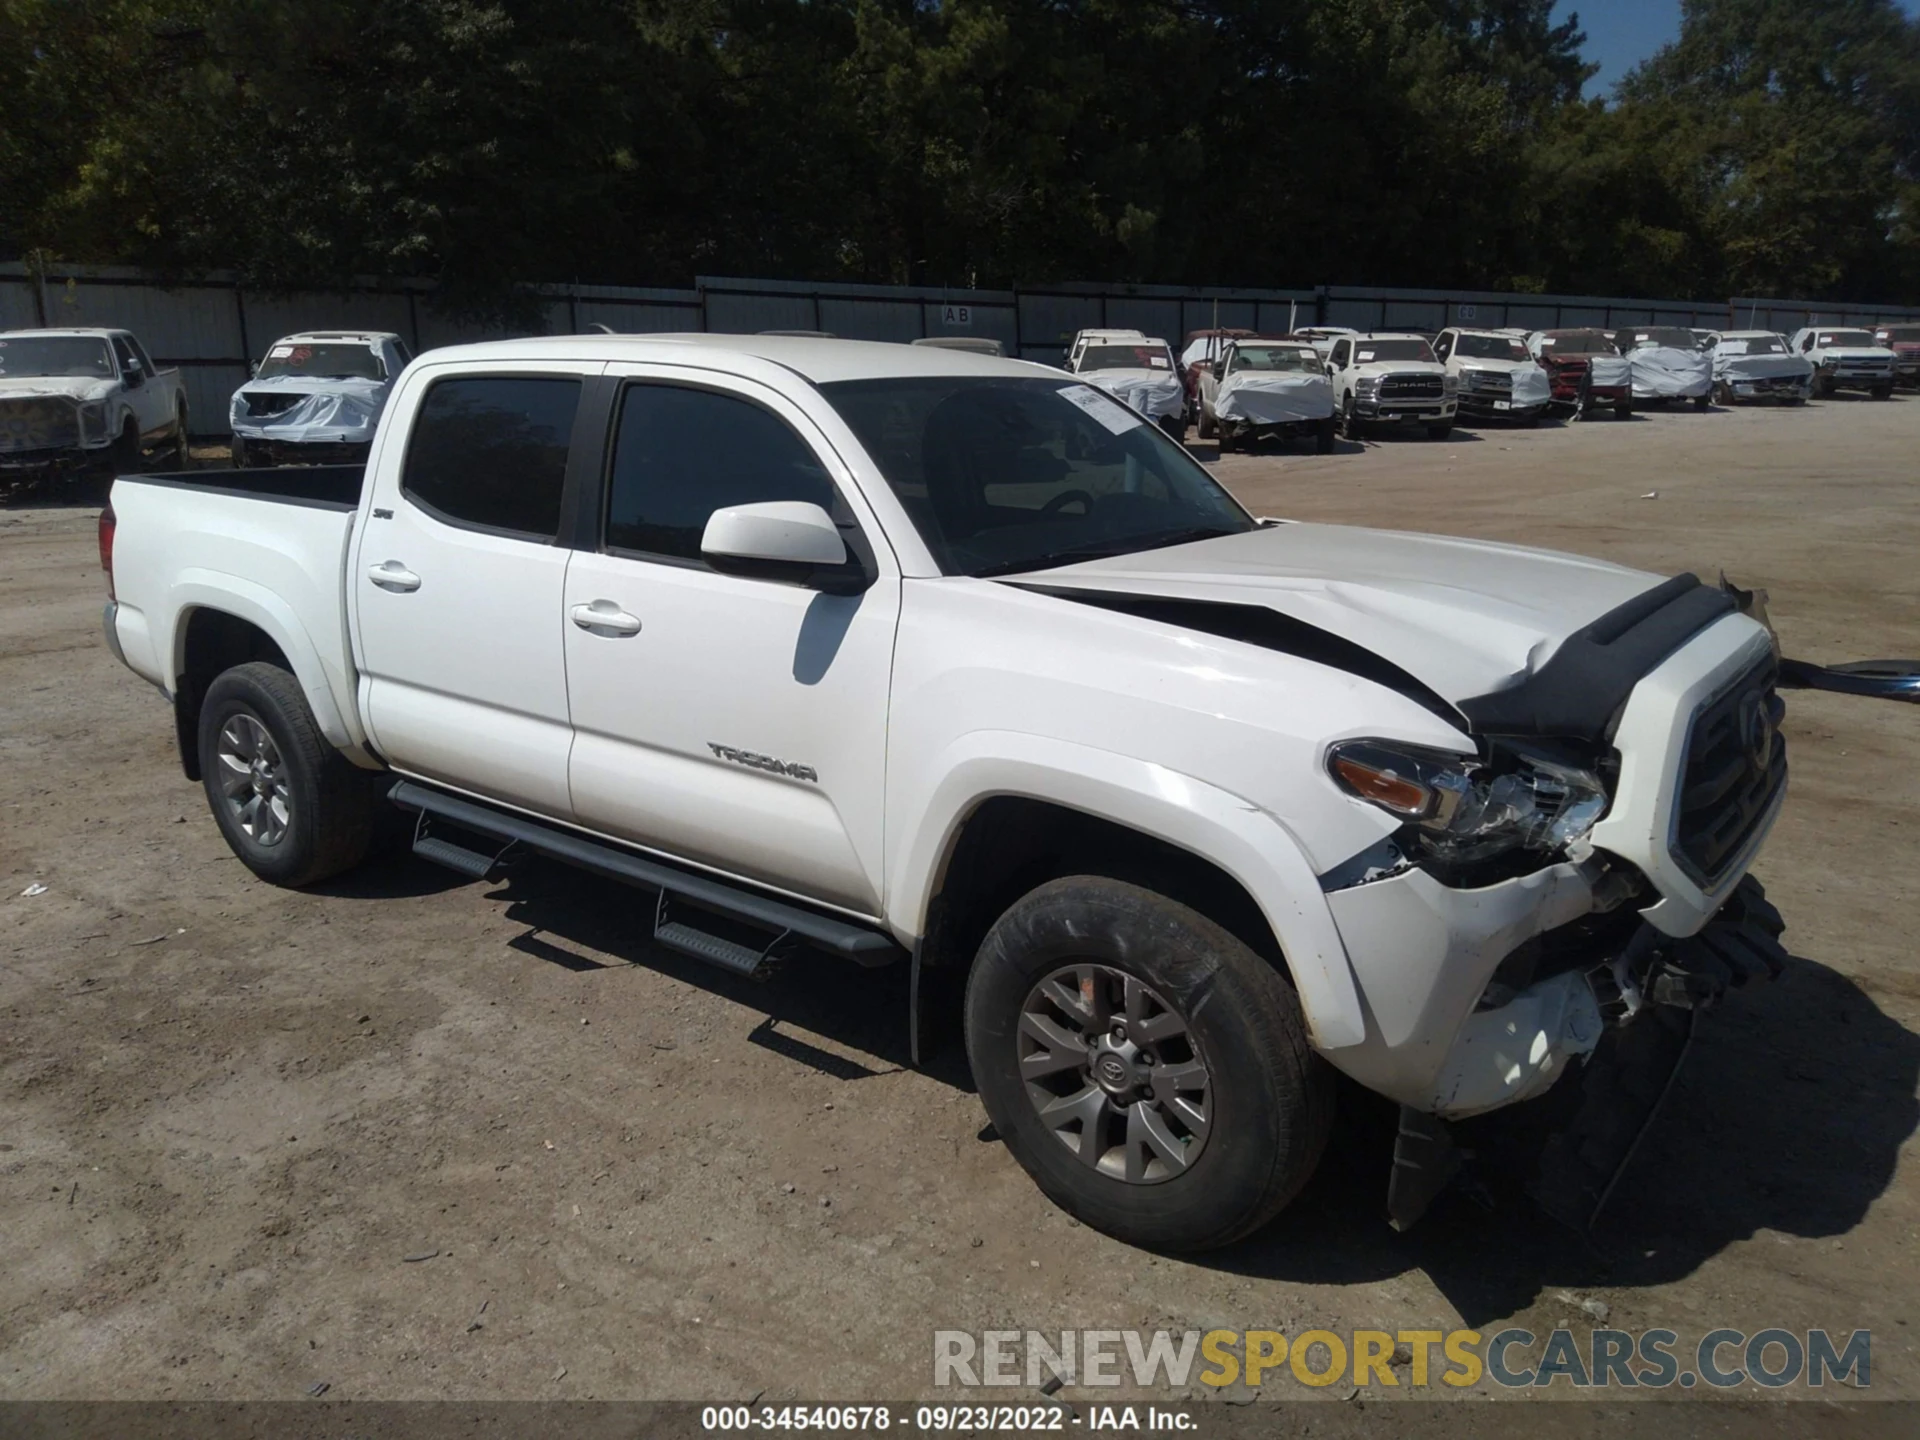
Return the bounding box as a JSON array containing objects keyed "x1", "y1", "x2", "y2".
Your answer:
[
  {"x1": 388, "y1": 780, "x2": 903, "y2": 970},
  {"x1": 412, "y1": 834, "x2": 501, "y2": 880}
]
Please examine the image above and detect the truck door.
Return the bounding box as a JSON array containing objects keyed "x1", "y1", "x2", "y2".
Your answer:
[
  {"x1": 110, "y1": 335, "x2": 168, "y2": 441},
  {"x1": 560, "y1": 366, "x2": 899, "y2": 915},
  {"x1": 351, "y1": 362, "x2": 598, "y2": 819}
]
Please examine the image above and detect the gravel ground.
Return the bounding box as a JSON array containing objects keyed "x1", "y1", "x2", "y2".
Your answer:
[{"x1": 1, "y1": 396, "x2": 1916, "y2": 1411}]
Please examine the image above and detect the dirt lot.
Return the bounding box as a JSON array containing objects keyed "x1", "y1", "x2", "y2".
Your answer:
[{"x1": 2, "y1": 396, "x2": 1917, "y2": 1412}]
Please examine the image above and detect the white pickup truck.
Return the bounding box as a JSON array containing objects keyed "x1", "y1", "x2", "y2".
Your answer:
[
  {"x1": 1789, "y1": 326, "x2": 1897, "y2": 399},
  {"x1": 0, "y1": 327, "x2": 189, "y2": 481},
  {"x1": 102, "y1": 335, "x2": 1792, "y2": 1249}
]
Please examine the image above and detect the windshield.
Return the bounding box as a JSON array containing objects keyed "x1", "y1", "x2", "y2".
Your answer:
[
  {"x1": 1877, "y1": 326, "x2": 1920, "y2": 343},
  {"x1": 1538, "y1": 330, "x2": 1617, "y2": 355},
  {"x1": 1078, "y1": 344, "x2": 1173, "y2": 373},
  {"x1": 820, "y1": 377, "x2": 1254, "y2": 578},
  {"x1": 1353, "y1": 339, "x2": 1434, "y2": 363},
  {"x1": 0, "y1": 336, "x2": 115, "y2": 379},
  {"x1": 1718, "y1": 335, "x2": 1788, "y2": 356},
  {"x1": 256, "y1": 341, "x2": 385, "y2": 381},
  {"x1": 1228, "y1": 346, "x2": 1321, "y2": 374},
  {"x1": 1815, "y1": 331, "x2": 1876, "y2": 348},
  {"x1": 1454, "y1": 334, "x2": 1530, "y2": 362}
]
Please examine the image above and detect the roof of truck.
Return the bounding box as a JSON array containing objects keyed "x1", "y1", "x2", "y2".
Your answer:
[
  {"x1": 413, "y1": 333, "x2": 1064, "y2": 384},
  {"x1": 272, "y1": 331, "x2": 403, "y2": 345},
  {"x1": 0, "y1": 327, "x2": 133, "y2": 339}
]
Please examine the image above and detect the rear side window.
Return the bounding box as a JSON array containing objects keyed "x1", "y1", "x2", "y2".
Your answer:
[
  {"x1": 401, "y1": 376, "x2": 581, "y2": 539},
  {"x1": 604, "y1": 384, "x2": 835, "y2": 561}
]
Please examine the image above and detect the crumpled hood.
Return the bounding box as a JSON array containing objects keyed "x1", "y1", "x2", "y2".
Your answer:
[
  {"x1": 1079, "y1": 367, "x2": 1185, "y2": 418},
  {"x1": 1627, "y1": 346, "x2": 1712, "y2": 397},
  {"x1": 1813, "y1": 346, "x2": 1896, "y2": 362},
  {"x1": 1021, "y1": 523, "x2": 1663, "y2": 706},
  {"x1": 0, "y1": 377, "x2": 116, "y2": 403},
  {"x1": 230, "y1": 374, "x2": 390, "y2": 439},
  {"x1": 1214, "y1": 371, "x2": 1334, "y2": 424}
]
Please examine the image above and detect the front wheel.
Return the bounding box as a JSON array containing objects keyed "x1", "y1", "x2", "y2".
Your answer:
[
  {"x1": 1315, "y1": 415, "x2": 1336, "y2": 454},
  {"x1": 1338, "y1": 393, "x2": 1362, "y2": 440},
  {"x1": 1872, "y1": 384, "x2": 1894, "y2": 400},
  {"x1": 167, "y1": 403, "x2": 191, "y2": 468},
  {"x1": 965, "y1": 877, "x2": 1333, "y2": 1251},
  {"x1": 1613, "y1": 397, "x2": 1633, "y2": 419},
  {"x1": 1693, "y1": 392, "x2": 1711, "y2": 411},
  {"x1": 198, "y1": 662, "x2": 380, "y2": 887},
  {"x1": 1426, "y1": 422, "x2": 1453, "y2": 440}
]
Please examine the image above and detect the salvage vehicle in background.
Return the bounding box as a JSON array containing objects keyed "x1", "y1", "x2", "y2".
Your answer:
[
  {"x1": 1789, "y1": 326, "x2": 1897, "y2": 399},
  {"x1": 100, "y1": 332, "x2": 1792, "y2": 1249},
  {"x1": 1325, "y1": 333, "x2": 1456, "y2": 439},
  {"x1": 1179, "y1": 328, "x2": 1256, "y2": 420},
  {"x1": 1067, "y1": 334, "x2": 1188, "y2": 437},
  {"x1": 1710, "y1": 332, "x2": 1813, "y2": 405},
  {"x1": 1196, "y1": 338, "x2": 1336, "y2": 453},
  {"x1": 0, "y1": 327, "x2": 188, "y2": 481},
  {"x1": 1610, "y1": 327, "x2": 1713, "y2": 410},
  {"x1": 1529, "y1": 330, "x2": 1633, "y2": 419},
  {"x1": 1294, "y1": 325, "x2": 1357, "y2": 359},
  {"x1": 912, "y1": 337, "x2": 1005, "y2": 357},
  {"x1": 1870, "y1": 323, "x2": 1920, "y2": 389},
  {"x1": 230, "y1": 332, "x2": 412, "y2": 467},
  {"x1": 1432, "y1": 328, "x2": 1551, "y2": 425}
]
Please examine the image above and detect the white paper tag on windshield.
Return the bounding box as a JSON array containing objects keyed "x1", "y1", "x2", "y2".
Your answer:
[
  {"x1": 1357, "y1": 350, "x2": 1376, "y2": 361},
  {"x1": 1058, "y1": 383, "x2": 1142, "y2": 434},
  {"x1": 269, "y1": 345, "x2": 293, "y2": 358}
]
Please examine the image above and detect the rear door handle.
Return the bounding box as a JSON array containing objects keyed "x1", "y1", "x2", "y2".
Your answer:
[
  {"x1": 368, "y1": 560, "x2": 421, "y2": 592},
  {"x1": 570, "y1": 601, "x2": 642, "y2": 636}
]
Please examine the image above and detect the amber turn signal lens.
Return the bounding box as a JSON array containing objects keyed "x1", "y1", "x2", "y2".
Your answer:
[{"x1": 1331, "y1": 756, "x2": 1432, "y2": 817}]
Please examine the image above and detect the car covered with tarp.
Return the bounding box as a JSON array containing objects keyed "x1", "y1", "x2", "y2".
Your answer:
[
  {"x1": 229, "y1": 331, "x2": 412, "y2": 466},
  {"x1": 1612, "y1": 327, "x2": 1713, "y2": 408},
  {"x1": 1710, "y1": 332, "x2": 1812, "y2": 405},
  {"x1": 1196, "y1": 338, "x2": 1336, "y2": 453}
]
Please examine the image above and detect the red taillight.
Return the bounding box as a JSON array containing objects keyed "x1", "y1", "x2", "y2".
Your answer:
[{"x1": 98, "y1": 502, "x2": 116, "y2": 600}]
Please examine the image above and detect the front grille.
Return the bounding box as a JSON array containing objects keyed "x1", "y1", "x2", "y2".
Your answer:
[
  {"x1": 1673, "y1": 658, "x2": 1786, "y2": 885},
  {"x1": 1379, "y1": 374, "x2": 1444, "y2": 400},
  {"x1": 0, "y1": 397, "x2": 81, "y2": 452},
  {"x1": 243, "y1": 391, "x2": 306, "y2": 417},
  {"x1": 1464, "y1": 369, "x2": 1512, "y2": 392}
]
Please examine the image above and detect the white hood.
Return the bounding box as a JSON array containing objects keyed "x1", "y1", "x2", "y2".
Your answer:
[
  {"x1": 1214, "y1": 371, "x2": 1334, "y2": 425},
  {"x1": 1078, "y1": 368, "x2": 1185, "y2": 420},
  {"x1": 230, "y1": 374, "x2": 390, "y2": 441},
  {"x1": 1626, "y1": 347, "x2": 1711, "y2": 398},
  {"x1": 1813, "y1": 346, "x2": 1896, "y2": 362},
  {"x1": 0, "y1": 376, "x2": 117, "y2": 404},
  {"x1": 1714, "y1": 351, "x2": 1812, "y2": 383},
  {"x1": 1022, "y1": 523, "x2": 1661, "y2": 704}
]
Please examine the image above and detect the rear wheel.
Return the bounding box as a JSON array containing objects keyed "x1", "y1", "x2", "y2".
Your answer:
[
  {"x1": 198, "y1": 662, "x2": 379, "y2": 887},
  {"x1": 965, "y1": 877, "x2": 1332, "y2": 1251},
  {"x1": 166, "y1": 403, "x2": 191, "y2": 468}
]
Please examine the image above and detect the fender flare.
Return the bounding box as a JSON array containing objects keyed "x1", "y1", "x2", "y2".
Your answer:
[
  {"x1": 165, "y1": 572, "x2": 367, "y2": 757},
  {"x1": 888, "y1": 731, "x2": 1367, "y2": 1050}
]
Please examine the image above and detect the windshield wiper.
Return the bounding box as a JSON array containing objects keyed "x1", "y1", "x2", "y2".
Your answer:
[{"x1": 973, "y1": 525, "x2": 1241, "y2": 578}]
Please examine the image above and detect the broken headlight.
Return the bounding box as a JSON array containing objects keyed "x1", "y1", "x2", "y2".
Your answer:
[{"x1": 1327, "y1": 738, "x2": 1609, "y2": 866}]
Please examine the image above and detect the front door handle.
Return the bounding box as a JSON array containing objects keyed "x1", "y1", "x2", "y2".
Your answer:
[
  {"x1": 368, "y1": 560, "x2": 421, "y2": 592},
  {"x1": 570, "y1": 601, "x2": 642, "y2": 636}
]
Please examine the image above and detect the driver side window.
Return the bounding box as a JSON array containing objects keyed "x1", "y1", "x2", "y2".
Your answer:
[
  {"x1": 1331, "y1": 340, "x2": 1350, "y2": 368},
  {"x1": 1435, "y1": 334, "x2": 1453, "y2": 360}
]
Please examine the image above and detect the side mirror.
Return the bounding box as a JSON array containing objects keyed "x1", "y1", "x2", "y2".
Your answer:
[
  {"x1": 122, "y1": 358, "x2": 144, "y2": 389},
  {"x1": 701, "y1": 501, "x2": 866, "y2": 593}
]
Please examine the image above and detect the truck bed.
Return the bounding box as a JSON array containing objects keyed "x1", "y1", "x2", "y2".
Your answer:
[{"x1": 123, "y1": 464, "x2": 366, "y2": 511}]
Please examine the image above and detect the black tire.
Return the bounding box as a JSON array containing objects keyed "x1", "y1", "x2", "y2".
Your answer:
[
  {"x1": 1339, "y1": 393, "x2": 1361, "y2": 440},
  {"x1": 965, "y1": 876, "x2": 1333, "y2": 1252},
  {"x1": 1714, "y1": 381, "x2": 1733, "y2": 406},
  {"x1": 1693, "y1": 392, "x2": 1711, "y2": 411},
  {"x1": 197, "y1": 662, "x2": 379, "y2": 887},
  {"x1": 1159, "y1": 414, "x2": 1186, "y2": 442},
  {"x1": 1613, "y1": 397, "x2": 1632, "y2": 419},
  {"x1": 168, "y1": 404, "x2": 191, "y2": 468},
  {"x1": 1196, "y1": 404, "x2": 1214, "y2": 441},
  {"x1": 1426, "y1": 422, "x2": 1453, "y2": 440},
  {"x1": 1315, "y1": 415, "x2": 1336, "y2": 453},
  {"x1": 1216, "y1": 424, "x2": 1236, "y2": 454},
  {"x1": 1872, "y1": 384, "x2": 1893, "y2": 400},
  {"x1": 1811, "y1": 373, "x2": 1831, "y2": 398},
  {"x1": 111, "y1": 419, "x2": 142, "y2": 475},
  {"x1": 230, "y1": 437, "x2": 248, "y2": 468}
]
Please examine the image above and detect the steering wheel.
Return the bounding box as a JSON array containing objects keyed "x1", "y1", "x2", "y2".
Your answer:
[{"x1": 1041, "y1": 489, "x2": 1095, "y2": 516}]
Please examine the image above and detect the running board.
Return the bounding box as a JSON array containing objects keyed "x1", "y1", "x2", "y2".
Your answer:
[{"x1": 388, "y1": 780, "x2": 902, "y2": 969}]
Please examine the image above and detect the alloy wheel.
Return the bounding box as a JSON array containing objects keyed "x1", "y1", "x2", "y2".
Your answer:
[
  {"x1": 1016, "y1": 963, "x2": 1212, "y2": 1184},
  {"x1": 216, "y1": 712, "x2": 293, "y2": 846}
]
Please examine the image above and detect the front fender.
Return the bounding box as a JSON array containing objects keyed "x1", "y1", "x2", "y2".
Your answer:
[{"x1": 888, "y1": 730, "x2": 1367, "y2": 1050}]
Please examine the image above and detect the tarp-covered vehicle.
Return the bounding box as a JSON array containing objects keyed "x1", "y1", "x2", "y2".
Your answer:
[
  {"x1": 1067, "y1": 336, "x2": 1188, "y2": 438},
  {"x1": 1710, "y1": 332, "x2": 1813, "y2": 406},
  {"x1": 1433, "y1": 328, "x2": 1552, "y2": 424},
  {"x1": 230, "y1": 331, "x2": 411, "y2": 467},
  {"x1": 1529, "y1": 330, "x2": 1633, "y2": 420},
  {"x1": 1197, "y1": 338, "x2": 1336, "y2": 453},
  {"x1": 1612, "y1": 327, "x2": 1714, "y2": 409}
]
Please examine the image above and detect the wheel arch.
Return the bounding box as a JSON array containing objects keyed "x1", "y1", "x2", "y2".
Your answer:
[{"x1": 891, "y1": 737, "x2": 1366, "y2": 1050}]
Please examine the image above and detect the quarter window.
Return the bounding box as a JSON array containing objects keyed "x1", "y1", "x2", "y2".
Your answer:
[
  {"x1": 604, "y1": 384, "x2": 837, "y2": 561},
  {"x1": 400, "y1": 375, "x2": 581, "y2": 539}
]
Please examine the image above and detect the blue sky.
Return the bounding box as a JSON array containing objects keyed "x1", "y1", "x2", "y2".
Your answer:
[{"x1": 1557, "y1": 1, "x2": 1920, "y2": 96}]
